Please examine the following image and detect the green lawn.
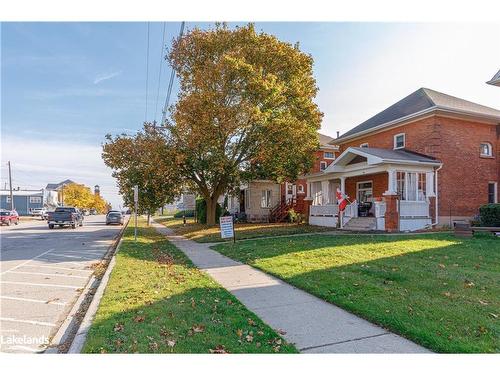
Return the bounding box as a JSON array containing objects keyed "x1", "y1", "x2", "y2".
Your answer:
[
  {"x1": 214, "y1": 233, "x2": 500, "y2": 353},
  {"x1": 83, "y1": 219, "x2": 296, "y2": 353},
  {"x1": 155, "y1": 216, "x2": 332, "y2": 243}
]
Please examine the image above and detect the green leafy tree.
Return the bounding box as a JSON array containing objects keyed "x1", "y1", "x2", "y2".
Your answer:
[
  {"x1": 102, "y1": 125, "x2": 181, "y2": 224},
  {"x1": 165, "y1": 23, "x2": 323, "y2": 225}
]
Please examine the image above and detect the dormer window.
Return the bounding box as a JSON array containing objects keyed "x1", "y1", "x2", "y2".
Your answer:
[
  {"x1": 394, "y1": 133, "x2": 405, "y2": 149},
  {"x1": 324, "y1": 151, "x2": 335, "y2": 159},
  {"x1": 480, "y1": 143, "x2": 492, "y2": 157}
]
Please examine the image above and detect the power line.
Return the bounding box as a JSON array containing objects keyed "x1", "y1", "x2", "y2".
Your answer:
[
  {"x1": 154, "y1": 22, "x2": 167, "y2": 124},
  {"x1": 161, "y1": 21, "x2": 185, "y2": 126},
  {"x1": 144, "y1": 22, "x2": 151, "y2": 123}
]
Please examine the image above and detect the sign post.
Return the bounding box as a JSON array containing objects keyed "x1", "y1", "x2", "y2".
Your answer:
[
  {"x1": 133, "y1": 185, "x2": 138, "y2": 241},
  {"x1": 219, "y1": 216, "x2": 235, "y2": 243}
]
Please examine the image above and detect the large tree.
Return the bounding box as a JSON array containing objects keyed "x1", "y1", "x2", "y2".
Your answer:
[
  {"x1": 165, "y1": 23, "x2": 323, "y2": 225},
  {"x1": 102, "y1": 125, "x2": 181, "y2": 224}
]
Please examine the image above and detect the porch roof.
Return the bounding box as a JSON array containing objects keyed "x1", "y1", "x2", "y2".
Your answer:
[{"x1": 304, "y1": 147, "x2": 441, "y2": 180}]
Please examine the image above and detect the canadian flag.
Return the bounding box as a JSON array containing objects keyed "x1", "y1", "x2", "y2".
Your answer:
[{"x1": 336, "y1": 187, "x2": 348, "y2": 212}]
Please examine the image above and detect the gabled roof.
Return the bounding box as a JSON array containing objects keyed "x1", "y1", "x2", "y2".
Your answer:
[
  {"x1": 318, "y1": 132, "x2": 338, "y2": 149},
  {"x1": 327, "y1": 147, "x2": 441, "y2": 171},
  {"x1": 336, "y1": 88, "x2": 500, "y2": 142},
  {"x1": 487, "y1": 69, "x2": 500, "y2": 87},
  {"x1": 45, "y1": 179, "x2": 75, "y2": 190}
]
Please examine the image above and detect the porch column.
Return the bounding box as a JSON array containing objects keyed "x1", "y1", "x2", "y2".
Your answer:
[
  {"x1": 340, "y1": 177, "x2": 346, "y2": 195},
  {"x1": 383, "y1": 194, "x2": 399, "y2": 232},
  {"x1": 321, "y1": 180, "x2": 330, "y2": 205},
  {"x1": 306, "y1": 182, "x2": 312, "y2": 199},
  {"x1": 385, "y1": 169, "x2": 397, "y2": 195}
]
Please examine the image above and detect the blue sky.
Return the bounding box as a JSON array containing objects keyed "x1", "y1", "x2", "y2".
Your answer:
[{"x1": 1, "y1": 22, "x2": 499, "y2": 208}]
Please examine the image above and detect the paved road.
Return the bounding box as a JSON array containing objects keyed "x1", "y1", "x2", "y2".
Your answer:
[{"x1": 0, "y1": 215, "x2": 124, "y2": 353}]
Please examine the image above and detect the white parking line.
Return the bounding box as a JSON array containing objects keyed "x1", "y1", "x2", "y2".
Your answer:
[
  {"x1": 36, "y1": 258, "x2": 87, "y2": 266},
  {"x1": 2, "y1": 281, "x2": 82, "y2": 289},
  {"x1": 30, "y1": 265, "x2": 93, "y2": 273},
  {"x1": 46, "y1": 253, "x2": 97, "y2": 260},
  {"x1": 6, "y1": 271, "x2": 88, "y2": 279},
  {"x1": 0, "y1": 296, "x2": 67, "y2": 306},
  {"x1": 0, "y1": 317, "x2": 56, "y2": 327},
  {"x1": 1, "y1": 248, "x2": 55, "y2": 275}
]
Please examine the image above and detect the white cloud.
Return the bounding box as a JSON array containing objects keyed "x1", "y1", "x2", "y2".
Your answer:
[
  {"x1": 93, "y1": 70, "x2": 123, "y2": 85},
  {"x1": 0, "y1": 136, "x2": 123, "y2": 209}
]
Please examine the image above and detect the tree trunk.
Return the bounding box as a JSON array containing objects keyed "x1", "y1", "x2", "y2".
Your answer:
[
  {"x1": 147, "y1": 212, "x2": 151, "y2": 226},
  {"x1": 205, "y1": 196, "x2": 218, "y2": 226}
]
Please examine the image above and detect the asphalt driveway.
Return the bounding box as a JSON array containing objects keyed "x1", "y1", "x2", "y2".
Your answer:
[{"x1": 0, "y1": 215, "x2": 125, "y2": 353}]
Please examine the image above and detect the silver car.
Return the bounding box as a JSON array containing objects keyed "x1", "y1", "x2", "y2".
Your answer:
[{"x1": 106, "y1": 210, "x2": 124, "y2": 225}]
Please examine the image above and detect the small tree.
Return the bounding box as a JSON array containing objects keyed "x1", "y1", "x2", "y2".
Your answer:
[
  {"x1": 165, "y1": 23, "x2": 323, "y2": 225},
  {"x1": 63, "y1": 183, "x2": 95, "y2": 209},
  {"x1": 102, "y1": 125, "x2": 181, "y2": 225}
]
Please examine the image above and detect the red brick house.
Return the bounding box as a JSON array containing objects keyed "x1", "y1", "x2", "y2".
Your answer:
[{"x1": 306, "y1": 88, "x2": 500, "y2": 231}]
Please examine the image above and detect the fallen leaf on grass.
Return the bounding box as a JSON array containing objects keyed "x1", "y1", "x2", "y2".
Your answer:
[
  {"x1": 236, "y1": 329, "x2": 243, "y2": 338},
  {"x1": 114, "y1": 323, "x2": 124, "y2": 332},
  {"x1": 248, "y1": 318, "x2": 256, "y2": 326},
  {"x1": 478, "y1": 300, "x2": 489, "y2": 306},
  {"x1": 166, "y1": 340, "x2": 176, "y2": 347},
  {"x1": 276, "y1": 329, "x2": 287, "y2": 335},
  {"x1": 134, "y1": 315, "x2": 145, "y2": 323},
  {"x1": 192, "y1": 324, "x2": 205, "y2": 333},
  {"x1": 438, "y1": 264, "x2": 446, "y2": 269},
  {"x1": 443, "y1": 292, "x2": 451, "y2": 297},
  {"x1": 489, "y1": 313, "x2": 498, "y2": 319},
  {"x1": 209, "y1": 345, "x2": 228, "y2": 354},
  {"x1": 464, "y1": 280, "x2": 475, "y2": 288}
]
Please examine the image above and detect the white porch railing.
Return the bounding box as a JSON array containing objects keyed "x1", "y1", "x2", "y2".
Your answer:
[
  {"x1": 310, "y1": 204, "x2": 339, "y2": 217},
  {"x1": 399, "y1": 200, "x2": 429, "y2": 217},
  {"x1": 341, "y1": 201, "x2": 358, "y2": 226},
  {"x1": 374, "y1": 201, "x2": 386, "y2": 218}
]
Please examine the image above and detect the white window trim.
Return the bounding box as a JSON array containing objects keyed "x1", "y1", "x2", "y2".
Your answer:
[
  {"x1": 488, "y1": 182, "x2": 498, "y2": 203},
  {"x1": 319, "y1": 161, "x2": 327, "y2": 171},
  {"x1": 356, "y1": 180, "x2": 373, "y2": 202},
  {"x1": 297, "y1": 184, "x2": 304, "y2": 193},
  {"x1": 323, "y1": 151, "x2": 335, "y2": 160},
  {"x1": 261, "y1": 190, "x2": 272, "y2": 209},
  {"x1": 393, "y1": 133, "x2": 405, "y2": 149},
  {"x1": 244, "y1": 189, "x2": 250, "y2": 209},
  {"x1": 396, "y1": 171, "x2": 428, "y2": 202},
  {"x1": 360, "y1": 143, "x2": 369, "y2": 148},
  {"x1": 29, "y1": 196, "x2": 42, "y2": 204},
  {"x1": 480, "y1": 142, "x2": 493, "y2": 157}
]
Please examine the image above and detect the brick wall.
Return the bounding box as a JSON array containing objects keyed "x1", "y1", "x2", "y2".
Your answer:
[
  {"x1": 344, "y1": 173, "x2": 388, "y2": 202},
  {"x1": 338, "y1": 115, "x2": 499, "y2": 219}
]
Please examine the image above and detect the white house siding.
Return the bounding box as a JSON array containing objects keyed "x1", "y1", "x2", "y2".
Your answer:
[{"x1": 244, "y1": 181, "x2": 281, "y2": 222}]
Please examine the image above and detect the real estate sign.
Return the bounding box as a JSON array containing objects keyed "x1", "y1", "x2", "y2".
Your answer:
[{"x1": 219, "y1": 216, "x2": 234, "y2": 239}]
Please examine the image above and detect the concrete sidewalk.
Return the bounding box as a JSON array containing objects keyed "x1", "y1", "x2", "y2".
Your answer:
[{"x1": 152, "y1": 221, "x2": 430, "y2": 353}]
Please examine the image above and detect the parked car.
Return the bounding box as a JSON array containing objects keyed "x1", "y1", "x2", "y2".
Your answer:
[
  {"x1": 106, "y1": 210, "x2": 124, "y2": 225},
  {"x1": 89, "y1": 209, "x2": 97, "y2": 215},
  {"x1": 0, "y1": 210, "x2": 20, "y2": 226},
  {"x1": 30, "y1": 207, "x2": 47, "y2": 218},
  {"x1": 47, "y1": 206, "x2": 84, "y2": 229}
]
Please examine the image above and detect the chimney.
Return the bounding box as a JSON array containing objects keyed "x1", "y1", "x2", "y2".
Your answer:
[{"x1": 336, "y1": 131, "x2": 340, "y2": 138}]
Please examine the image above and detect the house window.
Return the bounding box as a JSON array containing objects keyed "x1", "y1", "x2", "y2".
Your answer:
[
  {"x1": 480, "y1": 143, "x2": 492, "y2": 157},
  {"x1": 320, "y1": 161, "x2": 327, "y2": 171},
  {"x1": 261, "y1": 190, "x2": 272, "y2": 208},
  {"x1": 324, "y1": 151, "x2": 335, "y2": 159},
  {"x1": 360, "y1": 143, "x2": 369, "y2": 148},
  {"x1": 394, "y1": 133, "x2": 405, "y2": 149},
  {"x1": 488, "y1": 182, "x2": 497, "y2": 203},
  {"x1": 29, "y1": 196, "x2": 42, "y2": 204},
  {"x1": 286, "y1": 183, "x2": 293, "y2": 195},
  {"x1": 397, "y1": 171, "x2": 427, "y2": 201},
  {"x1": 297, "y1": 184, "x2": 304, "y2": 193}
]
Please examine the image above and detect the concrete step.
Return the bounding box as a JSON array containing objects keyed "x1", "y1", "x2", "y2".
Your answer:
[{"x1": 344, "y1": 217, "x2": 376, "y2": 231}]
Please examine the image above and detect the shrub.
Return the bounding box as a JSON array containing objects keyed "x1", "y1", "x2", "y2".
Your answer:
[
  {"x1": 288, "y1": 209, "x2": 304, "y2": 224},
  {"x1": 479, "y1": 204, "x2": 500, "y2": 226},
  {"x1": 195, "y1": 197, "x2": 223, "y2": 224},
  {"x1": 173, "y1": 210, "x2": 195, "y2": 218}
]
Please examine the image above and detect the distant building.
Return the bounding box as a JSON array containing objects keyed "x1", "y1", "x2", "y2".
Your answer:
[
  {"x1": 94, "y1": 185, "x2": 100, "y2": 196},
  {"x1": 0, "y1": 189, "x2": 58, "y2": 215},
  {"x1": 486, "y1": 70, "x2": 500, "y2": 87},
  {"x1": 45, "y1": 179, "x2": 76, "y2": 204}
]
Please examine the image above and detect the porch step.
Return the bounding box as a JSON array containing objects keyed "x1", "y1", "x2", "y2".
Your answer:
[{"x1": 343, "y1": 217, "x2": 376, "y2": 231}]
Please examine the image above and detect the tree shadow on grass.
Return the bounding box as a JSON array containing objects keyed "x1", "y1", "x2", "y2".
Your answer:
[
  {"x1": 217, "y1": 235, "x2": 500, "y2": 353},
  {"x1": 83, "y1": 226, "x2": 296, "y2": 354}
]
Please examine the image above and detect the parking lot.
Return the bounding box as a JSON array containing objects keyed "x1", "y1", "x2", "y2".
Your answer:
[{"x1": 0, "y1": 215, "x2": 124, "y2": 353}]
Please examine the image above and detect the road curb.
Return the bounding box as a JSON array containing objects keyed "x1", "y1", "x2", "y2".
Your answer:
[{"x1": 45, "y1": 218, "x2": 129, "y2": 354}]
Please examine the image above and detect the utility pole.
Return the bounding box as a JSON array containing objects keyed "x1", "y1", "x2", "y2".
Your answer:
[{"x1": 7, "y1": 161, "x2": 14, "y2": 210}]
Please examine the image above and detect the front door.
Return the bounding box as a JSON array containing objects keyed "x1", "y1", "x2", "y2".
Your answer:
[
  {"x1": 357, "y1": 181, "x2": 373, "y2": 203},
  {"x1": 285, "y1": 182, "x2": 296, "y2": 202}
]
